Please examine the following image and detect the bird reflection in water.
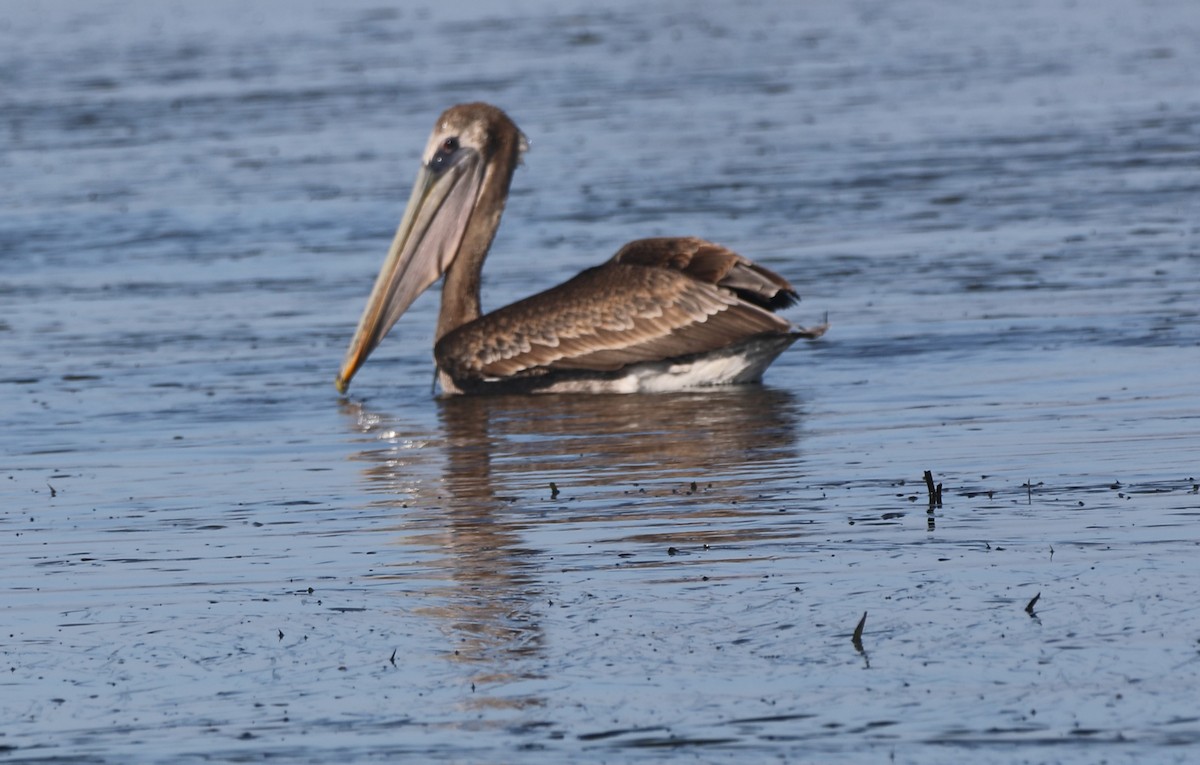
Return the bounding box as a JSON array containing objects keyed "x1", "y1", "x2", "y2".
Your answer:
[
  {"x1": 340, "y1": 388, "x2": 805, "y2": 707},
  {"x1": 433, "y1": 388, "x2": 805, "y2": 500}
]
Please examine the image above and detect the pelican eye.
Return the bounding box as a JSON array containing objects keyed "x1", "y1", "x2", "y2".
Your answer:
[{"x1": 430, "y1": 137, "x2": 460, "y2": 173}]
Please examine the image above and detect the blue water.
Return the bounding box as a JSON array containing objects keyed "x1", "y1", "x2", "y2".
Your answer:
[{"x1": 3, "y1": 1, "x2": 1199, "y2": 762}]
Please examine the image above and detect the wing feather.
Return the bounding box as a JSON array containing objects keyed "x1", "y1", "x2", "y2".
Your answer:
[
  {"x1": 612, "y1": 237, "x2": 799, "y2": 309},
  {"x1": 435, "y1": 238, "x2": 804, "y2": 384}
]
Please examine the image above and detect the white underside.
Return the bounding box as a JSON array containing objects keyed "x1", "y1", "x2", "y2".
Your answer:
[
  {"x1": 447, "y1": 335, "x2": 798, "y2": 395},
  {"x1": 540, "y1": 348, "x2": 777, "y2": 393}
]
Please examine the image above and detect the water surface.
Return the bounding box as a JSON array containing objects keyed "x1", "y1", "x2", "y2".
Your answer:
[{"x1": 3, "y1": 1, "x2": 1199, "y2": 762}]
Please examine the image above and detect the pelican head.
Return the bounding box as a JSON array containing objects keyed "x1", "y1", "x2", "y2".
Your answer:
[{"x1": 335, "y1": 103, "x2": 527, "y2": 393}]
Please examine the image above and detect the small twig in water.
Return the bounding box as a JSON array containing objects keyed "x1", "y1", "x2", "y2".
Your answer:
[
  {"x1": 1025, "y1": 592, "x2": 1041, "y2": 616},
  {"x1": 549, "y1": 482, "x2": 560, "y2": 499},
  {"x1": 852, "y1": 611, "x2": 868, "y2": 653},
  {"x1": 923, "y1": 470, "x2": 942, "y2": 508}
]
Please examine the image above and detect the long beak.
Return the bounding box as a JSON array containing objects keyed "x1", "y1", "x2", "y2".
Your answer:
[{"x1": 335, "y1": 152, "x2": 484, "y2": 393}]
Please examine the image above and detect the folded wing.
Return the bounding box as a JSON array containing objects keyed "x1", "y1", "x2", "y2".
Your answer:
[{"x1": 436, "y1": 237, "x2": 810, "y2": 383}]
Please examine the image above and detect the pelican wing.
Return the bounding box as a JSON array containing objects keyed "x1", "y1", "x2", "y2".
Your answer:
[
  {"x1": 435, "y1": 238, "x2": 809, "y2": 383},
  {"x1": 611, "y1": 237, "x2": 800, "y2": 310}
]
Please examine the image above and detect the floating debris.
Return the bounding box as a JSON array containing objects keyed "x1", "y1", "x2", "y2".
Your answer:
[
  {"x1": 852, "y1": 611, "x2": 867, "y2": 653},
  {"x1": 1025, "y1": 592, "x2": 1041, "y2": 616},
  {"x1": 923, "y1": 470, "x2": 942, "y2": 508}
]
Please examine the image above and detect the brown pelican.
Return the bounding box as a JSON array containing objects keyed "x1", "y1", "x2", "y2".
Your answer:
[{"x1": 336, "y1": 103, "x2": 826, "y2": 395}]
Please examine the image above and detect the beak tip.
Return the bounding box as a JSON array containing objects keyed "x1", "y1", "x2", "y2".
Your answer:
[{"x1": 334, "y1": 374, "x2": 349, "y2": 394}]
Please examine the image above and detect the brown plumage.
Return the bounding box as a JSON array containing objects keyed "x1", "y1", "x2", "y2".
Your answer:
[
  {"x1": 336, "y1": 103, "x2": 826, "y2": 396},
  {"x1": 436, "y1": 238, "x2": 805, "y2": 384}
]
